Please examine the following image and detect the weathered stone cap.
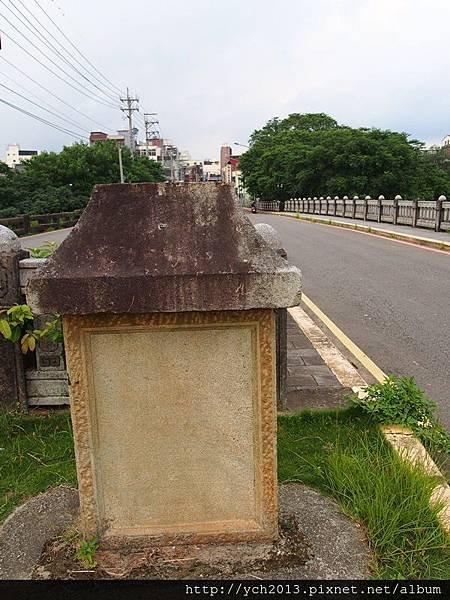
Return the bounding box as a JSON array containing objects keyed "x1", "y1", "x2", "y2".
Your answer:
[{"x1": 28, "y1": 183, "x2": 302, "y2": 315}]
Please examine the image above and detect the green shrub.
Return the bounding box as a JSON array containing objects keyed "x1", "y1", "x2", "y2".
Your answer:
[
  {"x1": 0, "y1": 304, "x2": 62, "y2": 353},
  {"x1": 76, "y1": 538, "x2": 99, "y2": 568},
  {"x1": 350, "y1": 376, "x2": 450, "y2": 453},
  {"x1": 27, "y1": 241, "x2": 58, "y2": 259}
]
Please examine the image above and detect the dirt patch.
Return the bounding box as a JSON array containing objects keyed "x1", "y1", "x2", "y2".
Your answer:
[{"x1": 34, "y1": 514, "x2": 309, "y2": 580}]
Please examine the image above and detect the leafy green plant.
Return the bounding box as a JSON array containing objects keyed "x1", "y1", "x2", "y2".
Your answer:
[
  {"x1": 350, "y1": 375, "x2": 450, "y2": 453},
  {"x1": 0, "y1": 304, "x2": 62, "y2": 353},
  {"x1": 27, "y1": 241, "x2": 58, "y2": 258},
  {"x1": 76, "y1": 538, "x2": 99, "y2": 568}
]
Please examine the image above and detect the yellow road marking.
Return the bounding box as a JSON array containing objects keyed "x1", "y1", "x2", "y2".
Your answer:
[{"x1": 301, "y1": 293, "x2": 387, "y2": 383}]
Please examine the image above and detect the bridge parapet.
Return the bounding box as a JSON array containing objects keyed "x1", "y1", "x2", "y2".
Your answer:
[{"x1": 257, "y1": 195, "x2": 449, "y2": 233}]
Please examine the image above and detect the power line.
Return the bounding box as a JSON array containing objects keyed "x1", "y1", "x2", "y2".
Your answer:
[
  {"x1": 32, "y1": 0, "x2": 125, "y2": 97},
  {"x1": 0, "y1": 96, "x2": 88, "y2": 140},
  {"x1": 2, "y1": 0, "x2": 119, "y2": 104},
  {"x1": 0, "y1": 17, "x2": 118, "y2": 109},
  {"x1": 15, "y1": 0, "x2": 122, "y2": 98},
  {"x1": 0, "y1": 81, "x2": 90, "y2": 134},
  {"x1": 0, "y1": 55, "x2": 115, "y2": 133},
  {"x1": 0, "y1": 68, "x2": 87, "y2": 129}
]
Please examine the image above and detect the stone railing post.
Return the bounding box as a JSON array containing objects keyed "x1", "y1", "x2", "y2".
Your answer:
[
  {"x1": 333, "y1": 196, "x2": 339, "y2": 215},
  {"x1": 28, "y1": 183, "x2": 302, "y2": 544},
  {"x1": 377, "y1": 195, "x2": 384, "y2": 222},
  {"x1": 412, "y1": 199, "x2": 419, "y2": 227},
  {"x1": 352, "y1": 196, "x2": 358, "y2": 219},
  {"x1": 0, "y1": 226, "x2": 27, "y2": 409},
  {"x1": 364, "y1": 196, "x2": 370, "y2": 220},
  {"x1": 393, "y1": 195, "x2": 401, "y2": 225},
  {"x1": 435, "y1": 195, "x2": 445, "y2": 231}
]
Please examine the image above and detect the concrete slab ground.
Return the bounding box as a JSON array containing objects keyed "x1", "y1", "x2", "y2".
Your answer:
[
  {"x1": 0, "y1": 486, "x2": 79, "y2": 580},
  {"x1": 0, "y1": 484, "x2": 370, "y2": 580},
  {"x1": 286, "y1": 314, "x2": 351, "y2": 411}
]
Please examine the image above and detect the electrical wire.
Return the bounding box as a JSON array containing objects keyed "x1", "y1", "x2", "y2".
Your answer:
[
  {"x1": 0, "y1": 81, "x2": 91, "y2": 134},
  {"x1": 15, "y1": 0, "x2": 122, "y2": 96},
  {"x1": 32, "y1": 0, "x2": 125, "y2": 96},
  {"x1": 3, "y1": 0, "x2": 120, "y2": 104},
  {"x1": 0, "y1": 68, "x2": 88, "y2": 131},
  {"x1": 15, "y1": 0, "x2": 123, "y2": 98},
  {"x1": 0, "y1": 55, "x2": 115, "y2": 132},
  {"x1": 0, "y1": 17, "x2": 119, "y2": 109},
  {"x1": 0, "y1": 96, "x2": 88, "y2": 140}
]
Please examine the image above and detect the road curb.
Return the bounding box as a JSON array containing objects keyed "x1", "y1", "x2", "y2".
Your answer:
[
  {"x1": 288, "y1": 304, "x2": 450, "y2": 534},
  {"x1": 252, "y1": 209, "x2": 450, "y2": 252},
  {"x1": 381, "y1": 425, "x2": 450, "y2": 534}
]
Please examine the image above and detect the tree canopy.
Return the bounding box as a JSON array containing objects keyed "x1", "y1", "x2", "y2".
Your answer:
[
  {"x1": 239, "y1": 113, "x2": 450, "y2": 201},
  {"x1": 0, "y1": 140, "x2": 165, "y2": 218}
]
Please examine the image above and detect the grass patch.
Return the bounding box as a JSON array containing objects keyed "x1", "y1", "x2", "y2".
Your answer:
[
  {"x1": 1, "y1": 407, "x2": 448, "y2": 579},
  {"x1": 278, "y1": 407, "x2": 450, "y2": 579},
  {"x1": 0, "y1": 410, "x2": 76, "y2": 522}
]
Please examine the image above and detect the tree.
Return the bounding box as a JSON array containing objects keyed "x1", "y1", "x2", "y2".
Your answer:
[
  {"x1": 239, "y1": 113, "x2": 450, "y2": 200},
  {"x1": 0, "y1": 161, "x2": 10, "y2": 176},
  {"x1": 0, "y1": 141, "x2": 165, "y2": 218}
]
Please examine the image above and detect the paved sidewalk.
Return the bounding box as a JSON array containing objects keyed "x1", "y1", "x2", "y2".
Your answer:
[
  {"x1": 286, "y1": 314, "x2": 349, "y2": 412},
  {"x1": 285, "y1": 212, "x2": 450, "y2": 243}
]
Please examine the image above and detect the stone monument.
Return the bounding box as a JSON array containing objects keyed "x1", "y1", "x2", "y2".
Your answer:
[{"x1": 28, "y1": 183, "x2": 302, "y2": 545}]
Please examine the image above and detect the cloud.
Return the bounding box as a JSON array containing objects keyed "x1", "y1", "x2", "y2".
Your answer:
[{"x1": 1, "y1": 0, "x2": 449, "y2": 159}]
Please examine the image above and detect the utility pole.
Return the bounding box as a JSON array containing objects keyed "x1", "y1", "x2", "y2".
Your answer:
[
  {"x1": 120, "y1": 87, "x2": 139, "y2": 154},
  {"x1": 117, "y1": 145, "x2": 125, "y2": 183},
  {"x1": 143, "y1": 112, "x2": 160, "y2": 158}
]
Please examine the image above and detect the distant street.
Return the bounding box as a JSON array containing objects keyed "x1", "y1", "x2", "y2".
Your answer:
[
  {"x1": 249, "y1": 213, "x2": 450, "y2": 428},
  {"x1": 20, "y1": 228, "x2": 73, "y2": 250}
]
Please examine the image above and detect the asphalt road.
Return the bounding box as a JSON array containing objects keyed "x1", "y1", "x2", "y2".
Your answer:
[
  {"x1": 20, "y1": 219, "x2": 450, "y2": 427},
  {"x1": 249, "y1": 213, "x2": 450, "y2": 428},
  {"x1": 20, "y1": 228, "x2": 73, "y2": 250}
]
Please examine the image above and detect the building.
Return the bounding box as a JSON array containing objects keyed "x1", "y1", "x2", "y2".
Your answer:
[
  {"x1": 221, "y1": 148, "x2": 250, "y2": 205},
  {"x1": 136, "y1": 141, "x2": 162, "y2": 161},
  {"x1": 178, "y1": 151, "x2": 204, "y2": 182},
  {"x1": 3, "y1": 144, "x2": 38, "y2": 170},
  {"x1": 117, "y1": 128, "x2": 138, "y2": 151},
  {"x1": 442, "y1": 134, "x2": 450, "y2": 157},
  {"x1": 89, "y1": 129, "x2": 136, "y2": 149},
  {"x1": 220, "y1": 144, "x2": 232, "y2": 171},
  {"x1": 89, "y1": 132, "x2": 108, "y2": 144},
  {"x1": 202, "y1": 160, "x2": 221, "y2": 182}
]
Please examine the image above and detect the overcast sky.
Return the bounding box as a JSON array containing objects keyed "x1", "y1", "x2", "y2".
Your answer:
[{"x1": 0, "y1": 0, "x2": 449, "y2": 160}]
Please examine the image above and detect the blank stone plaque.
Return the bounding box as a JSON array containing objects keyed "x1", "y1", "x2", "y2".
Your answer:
[{"x1": 87, "y1": 324, "x2": 258, "y2": 537}]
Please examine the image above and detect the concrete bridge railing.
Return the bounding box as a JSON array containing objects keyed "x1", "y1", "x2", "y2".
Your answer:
[
  {"x1": 0, "y1": 209, "x2": 81, "y2": 237},
  {"x1": 256, "y1": 195, "x2": 450, "y2": 233}
]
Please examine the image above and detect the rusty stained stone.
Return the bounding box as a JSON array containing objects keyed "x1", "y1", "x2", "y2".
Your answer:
[{"x1": 27, "y1": 183, "x2": 302, "y2": 315}]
